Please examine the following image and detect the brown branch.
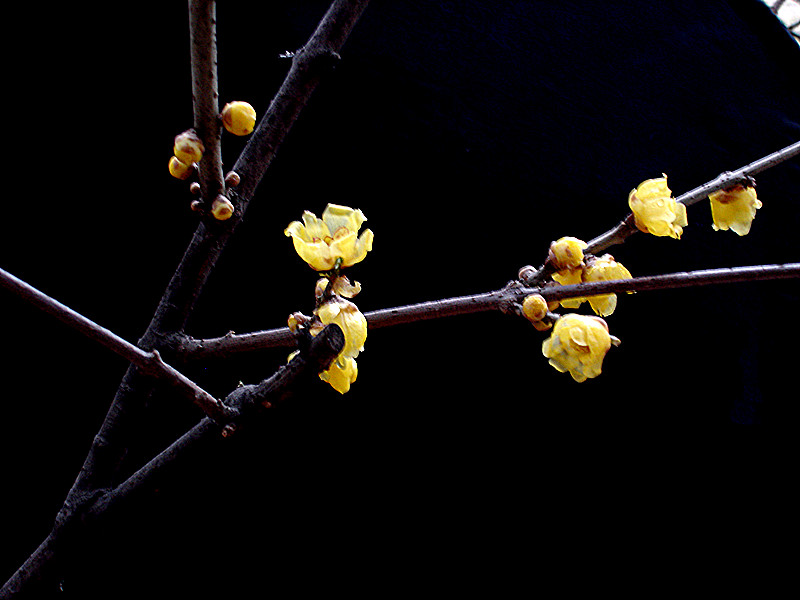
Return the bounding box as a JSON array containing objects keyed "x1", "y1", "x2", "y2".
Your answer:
[
  {"x1": 52, "y1": 0, "x2": 371, "y2": 508},
  {"x1": 0, "y1": 268, "x2": 236, "y2": 424},
  {"x1": 175, "y1": 263, "x2": 800, "y2": 360},
  {"x1": 2, "y1": 2, "x2": 373, "y2": 596},
  {"x1": 520, "y1": 140, "x2": 800, "y2": 286},
  {"x1": 534, "y1": 262, "x2": 800, "y2": 302},
  {"x1": 189, "y1": 0, "x2": 225, "y2": 205},
  {"x1": 0, "y1": 325, "x2": 344, "y2": 598}
]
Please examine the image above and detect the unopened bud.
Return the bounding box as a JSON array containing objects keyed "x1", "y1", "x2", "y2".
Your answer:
[
  {"x1": 522, "y1": 294, "x2": 548, "y2": 323},
  {"x1": 189, "y1": 182, "x2": 201, "y2": 195},
  {"x1": 225, "y1": 171, "x2": 241, "y2": 187},
  {"x1": 221, "y1": 101, "x2": 257, "y2": 136},
  {"x1": 173, "y1": 130, "x2": 205, "y2": 164},
  {"x1": 548, "y1": 237, "x2": 587, "y2": 270},
  {"x1": 168, "y1": 156, "x2": 193, "y2": 180},
  {"x1": 211, "y1": 195, "x2": 234, "y2": 221},
  {"x1": 518, "y1": 265, "x2": 537, "y2": 281}
]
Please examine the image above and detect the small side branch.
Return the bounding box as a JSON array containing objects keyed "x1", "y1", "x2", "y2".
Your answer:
[
  {"x1": 0, "y1": 267, "x2": 235, "y2": 424},
  {"x1": 520, "y1": 140, "x2": 800, "y2": 285},
  {"x1": 0, "y1": 325, "x2": 343, "y2": 598},
  {"x1": 189, "y1": 0, "x2": 225, "y2": 202},
  {"x1": 674, "y1": 139, "x2": 800, "y2": 208}
]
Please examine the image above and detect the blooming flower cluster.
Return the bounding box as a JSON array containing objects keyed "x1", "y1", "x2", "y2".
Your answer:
[
  {"x1": 285, "y1": 204, "x2": 373, "y2": 393},
  {"x1": 527, "y1": 172, "x2": 765, "y2": 384},
  {"x1": 517, "y1": 236, "x2": 631, "y2": 382},
  {"x1": 549, "y1": 238, "x2": 633, "y2": 317}
]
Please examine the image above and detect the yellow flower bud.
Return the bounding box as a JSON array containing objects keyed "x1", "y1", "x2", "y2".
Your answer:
[
  {"x1": 549, "y1": 237, "x2": 587, "y2": 270},
  {"x1": 628, "y1": 175, "x2": 688, "y2": 239},
  {"x1": 542, "y1": 314, "x2": 613, "y2": 382},
  {"x1": 168, "y1": 156, "x2": 193, "y2": 180},
  {"x1": 221, "y1": 101, "x2": 257, "y2": 136},
  {"x1": 522, "y1": 294, "x2": 548, "y2": 323},
  {"x1": 709, "y1": 185, "x2": 762, "y2": 236},
  {"x1": 173, "y1": 130, "x2": 204, "y2": 165},
  {"x1": 211, "y1": 195, "x2": 234, "y2": 221}
]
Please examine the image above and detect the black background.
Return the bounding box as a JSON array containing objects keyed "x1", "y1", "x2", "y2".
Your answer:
[{"x1": 1, "y1": 1, "x2": 799, "y2": 596}]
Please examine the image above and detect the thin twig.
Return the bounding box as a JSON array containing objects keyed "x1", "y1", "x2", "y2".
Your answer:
[
  {"x1": 534, "y1": 262, "x2": 800, "y2": 302},
  {"x1": 189, "y1": 0, "x2": 225, "y2": 204},
  {"x1": 0, "y1": 325, "x2": 343, "y2": 598},
  {"x1": 520, "y1": 140, "x2": 800, "y2": 285},
  {"x1": 176, "y1": 263, "x2": 800, "y2": 359},
  {"x1": 0, "y1": 267, "x2": 236, "y2": 424}
]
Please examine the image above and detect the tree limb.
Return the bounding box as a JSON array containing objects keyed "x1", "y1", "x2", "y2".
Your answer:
[
  {"x1": 0, "y1": 325, "x2": 343, "y2": 598},
  {"x1": 189, "y1": 0, "x2": 225, "y2": 205},
  {"x1": 0, "y1": 267, "x2": 236, "y2": 424},
  {"x1": 521, "y1": 140, "x2": 800, "y2": 285},
  {"x1": 1, "y1": 1, "x2": 372, "y2": 596},
  {"x1": 174, "y1": 263, "x2": 800, "y2": 360}
]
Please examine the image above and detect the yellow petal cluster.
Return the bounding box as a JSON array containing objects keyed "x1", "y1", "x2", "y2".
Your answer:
[
  {"x1": 583, "y1": 256, "x2": 633, "y2": 317},
  {"x1": 709, "y1": 185, "x2": 762, "y2": 236},
  {"x1": 311, "y1": 296, "x2": 368, "y2": 394},
  {"x1": 313, "y1": 297, "x2": 368, "y2": 360},
  {"x1": 542, "y1": 314, "x2": 612, "y2": 382},
  {"x1": 285, "y1": 204, "x2": 374, "y2": 271},
  {"x1": 552, "y1": 267, "x2": 584, "y2": 309},
  {"x1": 551, "y1": 255, "x2": 632, "y2": 317},
  {"x1": 320, "y1": 356, "x2": 358, "y2": 394},
  {"x1": 549, "y1": 237, "x2": 587, "y2": 270},
  {"x1": 628, "y1": 176, "x2": 688, "y2": 239}
]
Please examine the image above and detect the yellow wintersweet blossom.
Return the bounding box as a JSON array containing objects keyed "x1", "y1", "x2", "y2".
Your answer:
[
  {"x1": 285, "y1": 204, "x2": 374, "y2": 271},
  {"x1": 628, "y1": 176, "x2": 688, "y2": 239},
  {"x1": 542, "y1": 314, "x2": 612, "y2": 382},
  {"x1": 549, "y1": 237, "x2": 587, "y2": 270},
  {"x1": 552, "y1": 267, "x2": 584, "y2": 309},
  {"x1": 583, "y1": 255, "x2": 633, "y2": 317},
  {"x1": 709, "y1": 185, "x2": 762, "y2": 236},
  {"x1": 310, "y1": 296, "x2": 367, "y2": 393},
  {"x1": 312, "y1": 297, "x2": 367, "y2": 360},
  {"x1": 320, "y1": 356, "x2": 358, "y2": 394}
]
